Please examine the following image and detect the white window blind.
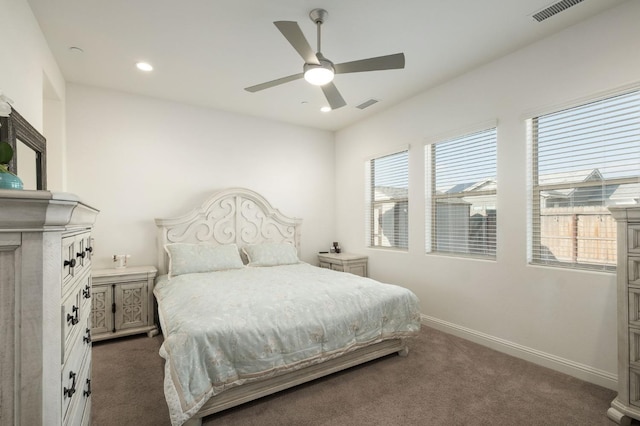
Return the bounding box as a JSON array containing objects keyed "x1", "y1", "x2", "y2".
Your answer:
[
  {"x1": 426, "y1": 128, "x2": 497, "y2": 258},
  {"x1": 365, "y1": 150, "x2": 409, "y2": 249},
  {"x1": 528, "y1": 89, "x2": 640, "y2": 271}
]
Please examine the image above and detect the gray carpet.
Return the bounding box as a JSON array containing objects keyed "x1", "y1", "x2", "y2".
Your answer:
[{"x1": 92, "y1": 326, "x2": 622, "y2": 425}]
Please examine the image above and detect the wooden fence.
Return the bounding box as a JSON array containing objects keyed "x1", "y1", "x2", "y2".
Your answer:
[{"x1": 540, "y1": 206, "x2": 616, "y2": 266}]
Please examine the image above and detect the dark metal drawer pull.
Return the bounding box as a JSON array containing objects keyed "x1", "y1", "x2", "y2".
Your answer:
[
  {"x1": 67, "y1": 305, "x2": 79, "y2": 325},
  {"x1": 83, "y1": 378, "x2": 91, "y2": 397},
  {"x1": 64, "y1": 258, "x2": 76, "y2": 268},
  {"x1": 83, "y1": 328, "x2": 91, "y2": 344},
  {"x1": 64, "y1": 371, "x2": 77, "y2": 398}
]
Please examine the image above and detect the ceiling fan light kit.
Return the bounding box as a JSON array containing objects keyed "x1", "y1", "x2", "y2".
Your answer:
[
  {"x1": 303, "y1": 62, "x2": 334, "y2": 86},
  {"x1": 244, "y1": 8, "x2": 405, "y2": 110}
]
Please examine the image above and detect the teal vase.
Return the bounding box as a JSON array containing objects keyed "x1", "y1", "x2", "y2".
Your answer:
[{"x1": 0, "y1": 171, "x2": 24, "y2": 190}]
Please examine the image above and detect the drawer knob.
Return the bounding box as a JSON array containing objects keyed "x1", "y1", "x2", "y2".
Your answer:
[
  {"x1": 76, "y1": 251, "x2": 86, "y2": 259},
  {"x1": 67, "y1": 305, "x2": 79, "y2": 325},
  {"x1": 86, "y1": 246, "x2": 93, "y2": 253},
  {"x1": 82, "y1": 285, "x2": 91, "y2": 299},
  {"x1": 64, "y1": 371, "x2": 77, "y2": 398},
  {"x1": 64, "y1": 258, "x2": 76, "y2": 268}
]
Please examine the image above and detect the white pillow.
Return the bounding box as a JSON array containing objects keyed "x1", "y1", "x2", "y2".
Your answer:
[
  {"x1": 242, "y1": 242, "x2": 299, "y2": 267},
  {"x1": 165, "y1": 243, "x2": 244, "y2": 278}
]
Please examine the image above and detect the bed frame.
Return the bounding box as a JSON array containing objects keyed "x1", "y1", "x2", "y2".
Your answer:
[{"x1": 155, "y1": 188, "x2": 409, "y2": 426}]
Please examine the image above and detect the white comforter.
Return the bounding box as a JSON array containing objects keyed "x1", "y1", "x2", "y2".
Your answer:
[{"x1": 154, "y1": 263, "x2": 421, "y2": 425}]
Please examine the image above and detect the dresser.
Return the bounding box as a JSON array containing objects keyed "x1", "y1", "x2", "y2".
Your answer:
[
  {"x1": 0, "y1": 190, "x2": 98, "y2": 425},
  {"x1": 91, "y1": 266, "x2": 158, "y2": 341},
  {"x1": 609, "y1": 206, "x2": 640, "y2": 425},
  {"x1": 318, "y1": 252, "x2": 368, "y2": 277}
]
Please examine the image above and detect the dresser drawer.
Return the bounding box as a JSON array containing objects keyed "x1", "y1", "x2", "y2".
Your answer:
[
  {"x1": 62, "y1": 347, "x2": 91, "y2": 426},
  {"x1": 629, "y1": 288, "x2": 640, "y2": 328},
  {"x1": 630, "y1": 257, "x2": 640, "y2": 287},
  {"x1": 631, "y1": 368, "x2": 640, "y2": 409},
  {"x1": 630, "y1": 289, "x2": 640, "y2": 329},
  {"x1": 61, "y1": 333, "x2": 90, "y2": 423},
  {"x1": 62, "y1": 232, "x2": 93, "y2": 296},
  {"x1": 629, "y1": 225, "x2": 640, "y2": 255},
  {"x1": 75, "y1": 232, "x2": 93, "y2": 271},
  {"x1": 64, "y1": 358, "x2": 91, "y2": 426},
  {"x1": 62, "y1": 271, "x2": 92, "y2": 363},
  {"x1": 631, "y1": 328, "x2": 640, "y2": 369},
  {"x1": 62, "y1": 235, "x2": 76, "y2": 287}
]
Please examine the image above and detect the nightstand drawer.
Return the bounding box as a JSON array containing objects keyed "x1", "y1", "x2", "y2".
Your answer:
[{"x1": 317, "y1": 253, "x2": 368, "y2": 277}]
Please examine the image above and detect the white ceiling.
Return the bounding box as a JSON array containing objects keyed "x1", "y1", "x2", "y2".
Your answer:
[{"x1": 27, "y1": 0, "x2": 626, "y2": 131}]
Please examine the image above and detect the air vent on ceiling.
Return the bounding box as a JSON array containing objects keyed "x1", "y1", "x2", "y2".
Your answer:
[
  {"x1": 356, "y1": 99, "x2": 379, "y2": 110},
  {"x1": 532, "y1": 0, "x2": 584, "y2": 22}
]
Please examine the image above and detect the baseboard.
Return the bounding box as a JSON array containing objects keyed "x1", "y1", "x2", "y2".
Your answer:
[{"x1": 421, "y1": 314, "x2": 617, "y2": 390}]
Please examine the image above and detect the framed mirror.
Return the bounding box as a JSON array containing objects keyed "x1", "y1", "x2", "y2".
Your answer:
[{"x1": 0, "y1": 108, "x2": 47, "y2": 190}]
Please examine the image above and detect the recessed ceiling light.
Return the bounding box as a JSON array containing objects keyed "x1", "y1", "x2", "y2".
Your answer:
[
  {"x1": 136, "y1": 62, "x2": 153, "y2": 72},
  {"x1": 320, "y1": 106, "x2": 331, "y2": 112}
]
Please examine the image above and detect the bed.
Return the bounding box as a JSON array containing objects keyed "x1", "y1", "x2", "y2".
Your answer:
[{"x1": 154, "y1": 188, "x2": 421, "y2": 426}]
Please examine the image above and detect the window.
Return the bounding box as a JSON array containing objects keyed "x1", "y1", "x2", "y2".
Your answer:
[
  {"x1": 425, "y1": 127, "x2": 497, "y2": 258},
  {"x1": 365, "y1": 149, "x2": 409, "y2": 249},
  {"x1": 528, "y1": 89, "x2": 640, "y2": 271}
]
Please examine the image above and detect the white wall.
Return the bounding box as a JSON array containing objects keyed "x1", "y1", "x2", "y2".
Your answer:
[
  {"x1": 335, "y1": 1, "x2": 640, "y2": 388},
  {"x1": 65, "y1": 85, "x2": 335, "y2": 269},
  {"x1": 3, "y1": 0, "x2": 635, "y2": 391},
  {"x1": 0, "y1": 0, "x2": 66, "y2": 189}
]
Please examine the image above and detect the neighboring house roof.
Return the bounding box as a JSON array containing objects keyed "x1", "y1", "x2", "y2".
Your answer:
[
  {"x1": 374, "y1": 186, "x2": 408, "y2": 201},
  {"x1": 440, "y1": 178, "x2": 496, "y2": 194},
  {"x1": 538, "y1": 168, "x2": 639, "y2": 205},
  {"x1": 539, "y1": 169, "x2": 604, "y2": 185}
]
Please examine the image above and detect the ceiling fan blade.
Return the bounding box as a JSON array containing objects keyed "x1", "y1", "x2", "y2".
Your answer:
[
  {"x1": 321, "y1": 82, "x2": 346, "y2": 110},
  {"x1": 274, "y1": 21, "x2": 319, "y2": 65},
  {"x1": 334, "y1": 53, "x2": 405, "y2": 74},
  {"x1": 244, "y1": 73, "x2": 304, "y2": 93}
]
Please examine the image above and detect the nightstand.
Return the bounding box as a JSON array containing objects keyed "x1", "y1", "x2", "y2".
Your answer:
[
  {"x1": 318, "y1": 253, "x2": 368, "y2": 277},
  {"x1": 91, "y1": 265, "x2": 158, "y2": 341}
]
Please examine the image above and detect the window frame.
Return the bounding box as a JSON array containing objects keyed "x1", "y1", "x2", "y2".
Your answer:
[
  {"x1": 365, "y1": 147, "x2": 409, "y2": 251},
  {"x1": 526, "y1": 86, "x2": 640, "y2": 272},
  {"x1": 425, "y1": 124, "x2": 498, "y2": 259}
]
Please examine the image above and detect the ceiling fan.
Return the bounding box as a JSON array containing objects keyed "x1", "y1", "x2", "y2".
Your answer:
[{"x1": 244, "y1": 8, "x2": 405, "y2": 110}]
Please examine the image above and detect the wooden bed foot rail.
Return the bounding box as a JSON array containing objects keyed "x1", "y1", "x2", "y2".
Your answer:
[{"x1": 183, "y1": 338, "x2": 408, "y2": 426}]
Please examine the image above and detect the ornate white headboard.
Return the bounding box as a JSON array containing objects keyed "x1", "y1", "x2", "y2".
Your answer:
[{"x1": 155, "y1": 188, "x2": 303, "y2": 275}]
